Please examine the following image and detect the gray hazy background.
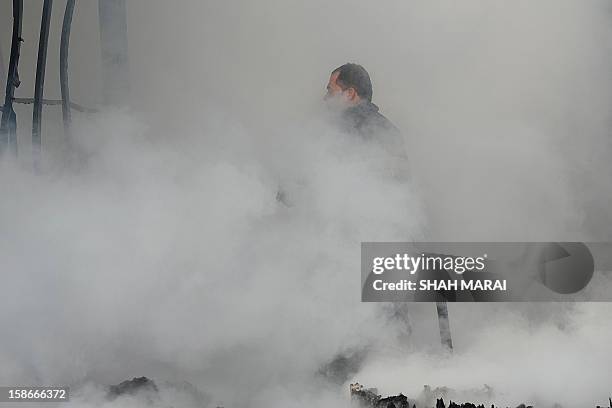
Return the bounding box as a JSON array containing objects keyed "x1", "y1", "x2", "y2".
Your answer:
[{"x1": 1, "y1": 1, "x2": 612, "y2": 407}]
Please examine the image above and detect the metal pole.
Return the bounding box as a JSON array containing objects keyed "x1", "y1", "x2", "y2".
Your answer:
[
  {"x1": 33, "y1": 0, "x2": 54, "y2": 171},
  {"x1": 98, "y1": 0, "x2": 130, "y2": 105},
  {"x1": 0, "y1": 43, "x2": 6, "y2": 88},
  {"x1": 0, "y1": 0, "x2": 24, "y2": 157},
  {"x1": 436, "y1": 301, "x2": 453, "y2": 351},
  {"x1": 60, "y1": 0, "x2": 75, "y2": 142}
]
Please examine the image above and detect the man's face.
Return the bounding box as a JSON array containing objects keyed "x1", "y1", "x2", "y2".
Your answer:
[
  {"x1": 325, "y1": 71, "x2": 345, "y2": 100},
  {"x1": 324, "y1": 71, "x2": 358, "y2": 111}
]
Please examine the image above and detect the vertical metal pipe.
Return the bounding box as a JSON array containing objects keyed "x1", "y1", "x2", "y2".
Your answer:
[
  {"x1": 436, "y1": 301, "x2": 453, "y2": 351},
  {"x1": 98, "y1": 0, "x2": 130, "y2": 105},
  {"x1": 32, "y1": 0, "x2": 54, "y2": 170},
  {"x1": 60, "y1": 0, "x2": 75, "y2": 142},
  {"x1": 0, "y1": 43, "x2": 6, "y2": 88},
  {"x1": 0, "y1": 0, "x2": 24, "y2": 157}
]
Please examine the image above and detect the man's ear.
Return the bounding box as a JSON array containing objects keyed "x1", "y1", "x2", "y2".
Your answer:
[{"x1": 345, "y1": 87, "x2": 358, "y2": 101}]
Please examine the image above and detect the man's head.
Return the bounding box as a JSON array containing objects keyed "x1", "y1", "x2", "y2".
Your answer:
[{"x1": 324, "y1": 63, "x2": 373, "y2": 109}]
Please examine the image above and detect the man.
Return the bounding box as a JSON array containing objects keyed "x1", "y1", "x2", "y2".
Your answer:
[
  {"x1": 325, "y1": 63, "x2": 403, "y2": 145},
  {"x1": 324, "y1": 63, "x2": 409, "y2": 182},
  {"x1": 324, "y1": 64, "x2": 454, "y2": 368},
  {"x1": 317, "y1": 64, "x2": 412, "y2": 385}
]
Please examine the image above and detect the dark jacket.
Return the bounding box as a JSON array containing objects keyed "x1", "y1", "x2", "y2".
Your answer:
[
  {"x1": 341, "y1": 101, "x2": 399, "y2": 139},
  {"x1": 340, "y1": 101, "x2": 409, "y2": 181}
]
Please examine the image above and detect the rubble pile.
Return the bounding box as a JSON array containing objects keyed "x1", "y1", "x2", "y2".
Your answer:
[
  {"x1": 108, "y1": 376, "x2": 158, "y2": 398},
  {"x1": 98, "y1": 377, "x2": 610, "y2": 408},
  {"x1": 350, "y1": 383, "x2": 411, "y2": 408},
  {"x1": 105, "y1": 376, "x2": 211, "y2": 407},
  {"x1": 349, "y1": 383, "x2": 610, "y2": 408}
]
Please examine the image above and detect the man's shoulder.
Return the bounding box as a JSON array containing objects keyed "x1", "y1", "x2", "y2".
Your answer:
[
  {"x1": 347, "y1": 102, "x2": 398, "y2": 134},
  {"x1": 341, "y1": 102, "x2": 406, "y2": 154}
]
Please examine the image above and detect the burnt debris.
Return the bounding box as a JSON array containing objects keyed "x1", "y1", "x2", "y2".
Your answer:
[
  {"x1": 351, "y1": 382, "x2": 612, "y2": 408},
  {"x1": 105, "y1": 376, "x2": 212, "y2": 407},
  {"x1": 350, "y1": 383, "x2": 411, "y2": 408},
  {"x1": 107, "y1": 376, "x2": 158, "y2": 400}
]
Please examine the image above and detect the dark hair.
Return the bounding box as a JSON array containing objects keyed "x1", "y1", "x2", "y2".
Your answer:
[{"x1": 332, "y1": 63, "x2": 373, "y2": 102}]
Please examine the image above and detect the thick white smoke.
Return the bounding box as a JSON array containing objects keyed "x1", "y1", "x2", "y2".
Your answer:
[
  {"x1": 0, "y1": 109, "x2": 423, "y2": 407},
  {"x1": 1, "y1": 0, "x2": 612, "y2": 407}
]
